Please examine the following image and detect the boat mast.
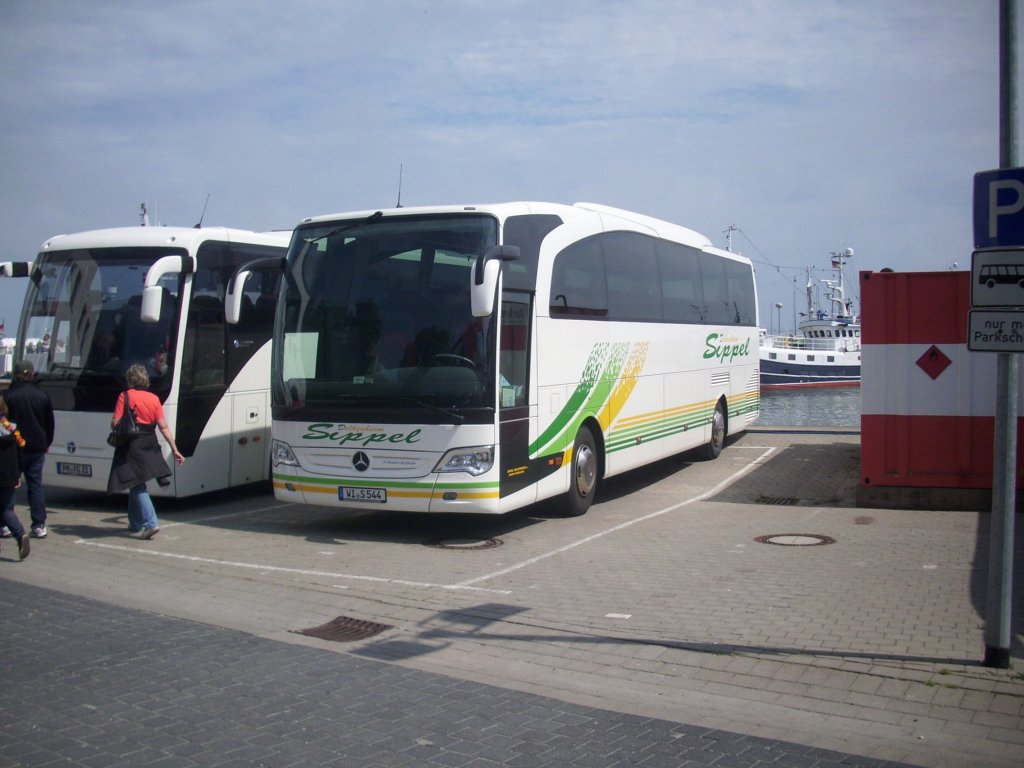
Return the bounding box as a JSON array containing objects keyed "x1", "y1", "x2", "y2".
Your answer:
[
  {"x1": 804, "y1": 267, "x2": 816, "y2": 319},
  {"x1": 723, "y1": 225, "x2": 737, "y2": 252},
  {"x1": 824, "y1": 248, "x2": 855, "y2": 321}
]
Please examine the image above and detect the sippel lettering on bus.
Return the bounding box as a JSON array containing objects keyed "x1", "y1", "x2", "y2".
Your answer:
[
  {"x1": 703, "y1": 333, "x2": 751, "y2": 364},
  {"x1": 302, "y1": 424, "x2": 423, "y2": 447}
]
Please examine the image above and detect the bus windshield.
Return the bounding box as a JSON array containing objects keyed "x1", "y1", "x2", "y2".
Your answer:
[
  {"x1": 275, "y1": 213, "x2": 499, "y2": 420},
  {"x1": 20, "y1": 247, "x2": 183, "y2": 399}
]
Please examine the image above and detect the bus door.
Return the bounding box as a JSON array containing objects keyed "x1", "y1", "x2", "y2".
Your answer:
[
  {"x1": 177, "y1": 243, "x2": 278, "y2": 491},
  {"x1": 498, "y1": 291, "x2": 535, "y2": 502},
  {"x1": 227, "y1": 266, "x2": 279, "y2": 486}
]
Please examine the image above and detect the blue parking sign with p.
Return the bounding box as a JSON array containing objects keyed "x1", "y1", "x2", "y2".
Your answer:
[{"x1": 975, "y1": 168, "x2": 1024, "y2": 248}]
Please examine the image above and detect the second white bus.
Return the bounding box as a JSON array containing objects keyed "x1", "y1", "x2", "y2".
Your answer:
[
  {"x1": 2, "y1": 225, "x2": 290, "y2": 497},
  {"x1": 231, "y1": 202, "x2": 759, "y2": 516}
]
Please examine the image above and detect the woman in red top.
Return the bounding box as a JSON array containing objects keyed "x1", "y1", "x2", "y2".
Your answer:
[{"x1": 107, "y1": 364, "x2": 185, "y2": 538}]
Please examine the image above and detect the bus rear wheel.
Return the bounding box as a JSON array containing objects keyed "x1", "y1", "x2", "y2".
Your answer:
[
  {"x1": 701, "y1": 400, "x2": 727, "y2": 460},
  {"x1": 564, "y1": 425, "x2": 598, "y2": 517}
]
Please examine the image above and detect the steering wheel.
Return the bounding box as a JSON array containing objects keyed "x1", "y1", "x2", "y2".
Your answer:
[{"x1": 434, "y1": 353, "x2": 476, "y2": 368}]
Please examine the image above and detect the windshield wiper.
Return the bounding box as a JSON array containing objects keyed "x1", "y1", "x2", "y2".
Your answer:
[
  {"x1": 304, "y1": 210, "x2": 383, "y2": 244},
  {"x1": 340, "y1": 393, "x2": 464, "y2": 423},
  {"x1": 396, "y1": 396, "x2": 464, "y2": 424},
  {"x1": 316, "y1": 390, "x2": 465, "y2": 423}
]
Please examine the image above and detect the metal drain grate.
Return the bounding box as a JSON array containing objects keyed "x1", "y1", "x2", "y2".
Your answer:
[
  {"x1": 757, "y1": 496, "x2": 798, "y2": 506},
  {"x1": 294, "y1": 616, "x2": 392, "y2": 642}
]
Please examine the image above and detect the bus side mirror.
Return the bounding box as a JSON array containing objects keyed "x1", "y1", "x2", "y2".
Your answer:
[
  {"x1": 225, "y1": 256, "x2": 285, "y2": 325},
  {"x1": 225, "y1": 270, "x2": 252, "y2": 325},
  {"x1": 0, "y1": 261, "x2": 32, "y2": 278},
  {"x1": 142, "y1": 254, "x2": 195, "y2": 323},
  {"x1": 471, "y1": 245, "x2": 520, "y2": 317},
  {"x1": 141, "y1": 286, "x2": 164, "y2": 323}
]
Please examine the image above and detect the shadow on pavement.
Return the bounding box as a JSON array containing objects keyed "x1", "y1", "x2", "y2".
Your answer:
[
  {"x1": 349, "y1": 600, "x2": 989, "y2": 669},
  {"x1": 709, "y1": 442, "x2": 860, "y2": 508}
]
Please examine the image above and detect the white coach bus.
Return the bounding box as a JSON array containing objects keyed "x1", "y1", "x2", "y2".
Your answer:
[
  {"x1": 228, "y1": 202, "x2": 759, "y2": 516},
  {"x1": 1, "y1": 225, "x2": 289, "y2": 497}
]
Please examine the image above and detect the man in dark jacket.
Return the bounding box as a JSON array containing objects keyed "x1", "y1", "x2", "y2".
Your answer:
[{"x1": 2, "y1": 361, "x2": 55, "y2": 538}]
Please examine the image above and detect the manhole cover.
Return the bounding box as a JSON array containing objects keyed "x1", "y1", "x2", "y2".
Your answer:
[
  {"x1": 755, "y1": 533, "x2": 836, "y2": 547},
  {"x1": 423, "y1": 537, "x2": 502, "y2": 550},
  {"x1": 293, "y1": 616, "x2": 392, "y2": 642}
]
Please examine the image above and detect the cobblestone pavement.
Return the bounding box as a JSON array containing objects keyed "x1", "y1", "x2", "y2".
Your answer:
[
  {"x1": 0, "y1": 429, "x2": 1021, "y2": 767},
  {"x1": 1, "y1": 580, "x2": 915, "y2": 768}
]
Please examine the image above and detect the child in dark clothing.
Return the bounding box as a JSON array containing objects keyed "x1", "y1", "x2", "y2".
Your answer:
[{"x1": 0, "y1": 396, "x2": 31, "y2": 560}]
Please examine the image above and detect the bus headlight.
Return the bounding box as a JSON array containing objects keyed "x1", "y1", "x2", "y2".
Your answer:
[
  {"x1": 271, "y1": 440, "x2": 299, "y2": 467},
  {"x1": 434, "y1": 446, "x2": 494, "y2": 476}
]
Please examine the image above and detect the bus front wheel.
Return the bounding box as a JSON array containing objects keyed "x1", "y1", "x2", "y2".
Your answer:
[
  {"x1": 564, "y1": 425, "x2": 598, "y2": 517},
  {"x1": 701, "y1": 400, "x2": 727, "y2": 460}
]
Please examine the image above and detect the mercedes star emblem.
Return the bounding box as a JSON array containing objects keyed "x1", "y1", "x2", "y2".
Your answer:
[{"x1": 352, "y1": 451, "x2": 370, "y2": 472}]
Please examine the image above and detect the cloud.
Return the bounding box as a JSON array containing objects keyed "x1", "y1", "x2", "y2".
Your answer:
[{"x1": 0, "y1": 0, "x2": 1010, "y2": 322}]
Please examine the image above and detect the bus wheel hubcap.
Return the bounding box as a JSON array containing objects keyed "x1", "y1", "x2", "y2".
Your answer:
[
  {"x1": 574, "y1": 444, "x2": 596, "y2": 497},
  {"x1": 711, "y1": 408, "x2": 725, "y2": 447}
]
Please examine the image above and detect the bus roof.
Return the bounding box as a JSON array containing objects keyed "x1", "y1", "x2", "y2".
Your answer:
[
  {"x1": 39, "y1": 226, "x2": 292, "y2": 254},
  {"x1": 296, "y1": 202, "x2": 716, "y2": 252}
]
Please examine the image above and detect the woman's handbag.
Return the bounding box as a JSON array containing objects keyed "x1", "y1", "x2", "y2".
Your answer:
[{"x1": 106, "y1": 391, "x2": 141, "y2": 447}]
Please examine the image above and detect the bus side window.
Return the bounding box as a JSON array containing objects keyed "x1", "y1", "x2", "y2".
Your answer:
[
  {"x1": 183, "y1": 294, "x2": 226, "y2": 388},
  {"x1": 699, "y1": 253, "x2": 732, "y2": 324},
  {"x1": 602, "y1": 232, "x2": 662, "y2": 322},
  {"x1": 658, "y1": 242, "x2": 705, "y2": 324},
  {"x1": 550, "y1": 236, "x2": 607, "y2": 318},
  {"x1": 226, "y1": 249, "x2": 283, "y2": 382},
  {"x1": 500, "y1": 295, "x2": 530, "y2": 408},
  {"x1": 724, "y1": 258, "x2": 757, "y2": 326},
  {"x1": 233, "y1": 286, "x2": 276, "y2": 336}
]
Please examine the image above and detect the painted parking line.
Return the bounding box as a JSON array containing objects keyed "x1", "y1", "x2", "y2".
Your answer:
[
  {"x1": 74, "y1": 539, "x2": 512, "y2": 595},
  {"x1": 453, "y1": 446, "x2": 777, "y2": 589},
  {"x1": 72, "y1": 448, "x2": 774, "y2": 597},
  {"x1": 159, "y1": 502, "x2": 297, "y2": 528}
]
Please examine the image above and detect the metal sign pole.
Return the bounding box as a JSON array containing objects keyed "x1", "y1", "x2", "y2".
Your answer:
[{"x1": 984, "y1": 0, "x2": 1019, "y2": 669}]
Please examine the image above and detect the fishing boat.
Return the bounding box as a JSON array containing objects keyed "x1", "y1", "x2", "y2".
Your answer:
[{"x1": 759, "y1": 248, "x2": 861, "y2": 389}]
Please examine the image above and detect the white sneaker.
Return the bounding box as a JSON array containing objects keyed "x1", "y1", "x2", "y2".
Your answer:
[
  {"x1": 30, "y1": 526, "x2": 47, "y2": 538},
  {"x1": 0, "y1": 526, "x2": 11, "y2": 538}
]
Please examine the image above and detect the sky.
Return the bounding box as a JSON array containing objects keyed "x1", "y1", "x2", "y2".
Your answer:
[{"x1": 0, "y1": 0, "x2": 1015, "y2": 334}]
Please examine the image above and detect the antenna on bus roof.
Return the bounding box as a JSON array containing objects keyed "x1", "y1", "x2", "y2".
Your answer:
[
  {"x1": 140, "y1": 203, "x2": 150, "y2": 227},
  {"x1": 194, "y1": 193, "x2": 211, "y2": 228},
  {"x1": 396, "y1": 164, "x2": 403, "y2": 208}
]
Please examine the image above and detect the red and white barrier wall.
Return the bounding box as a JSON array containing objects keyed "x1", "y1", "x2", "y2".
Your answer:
[{"x1": 858, "y1": 270, "x2": 1024, "y2": 508}]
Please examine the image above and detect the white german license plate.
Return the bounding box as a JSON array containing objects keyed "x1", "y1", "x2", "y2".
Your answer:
[
  {"x1": 339, "y1": 486, "x2": 387, "y2": 503},
  {"x1": 57, "y1": 462, "x2": 93, "y2": 478}
]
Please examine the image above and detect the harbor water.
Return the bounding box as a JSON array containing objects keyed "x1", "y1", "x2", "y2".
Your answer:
[{"x1": 757, "y1": 386, "x2": 861, "y2": 428}]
